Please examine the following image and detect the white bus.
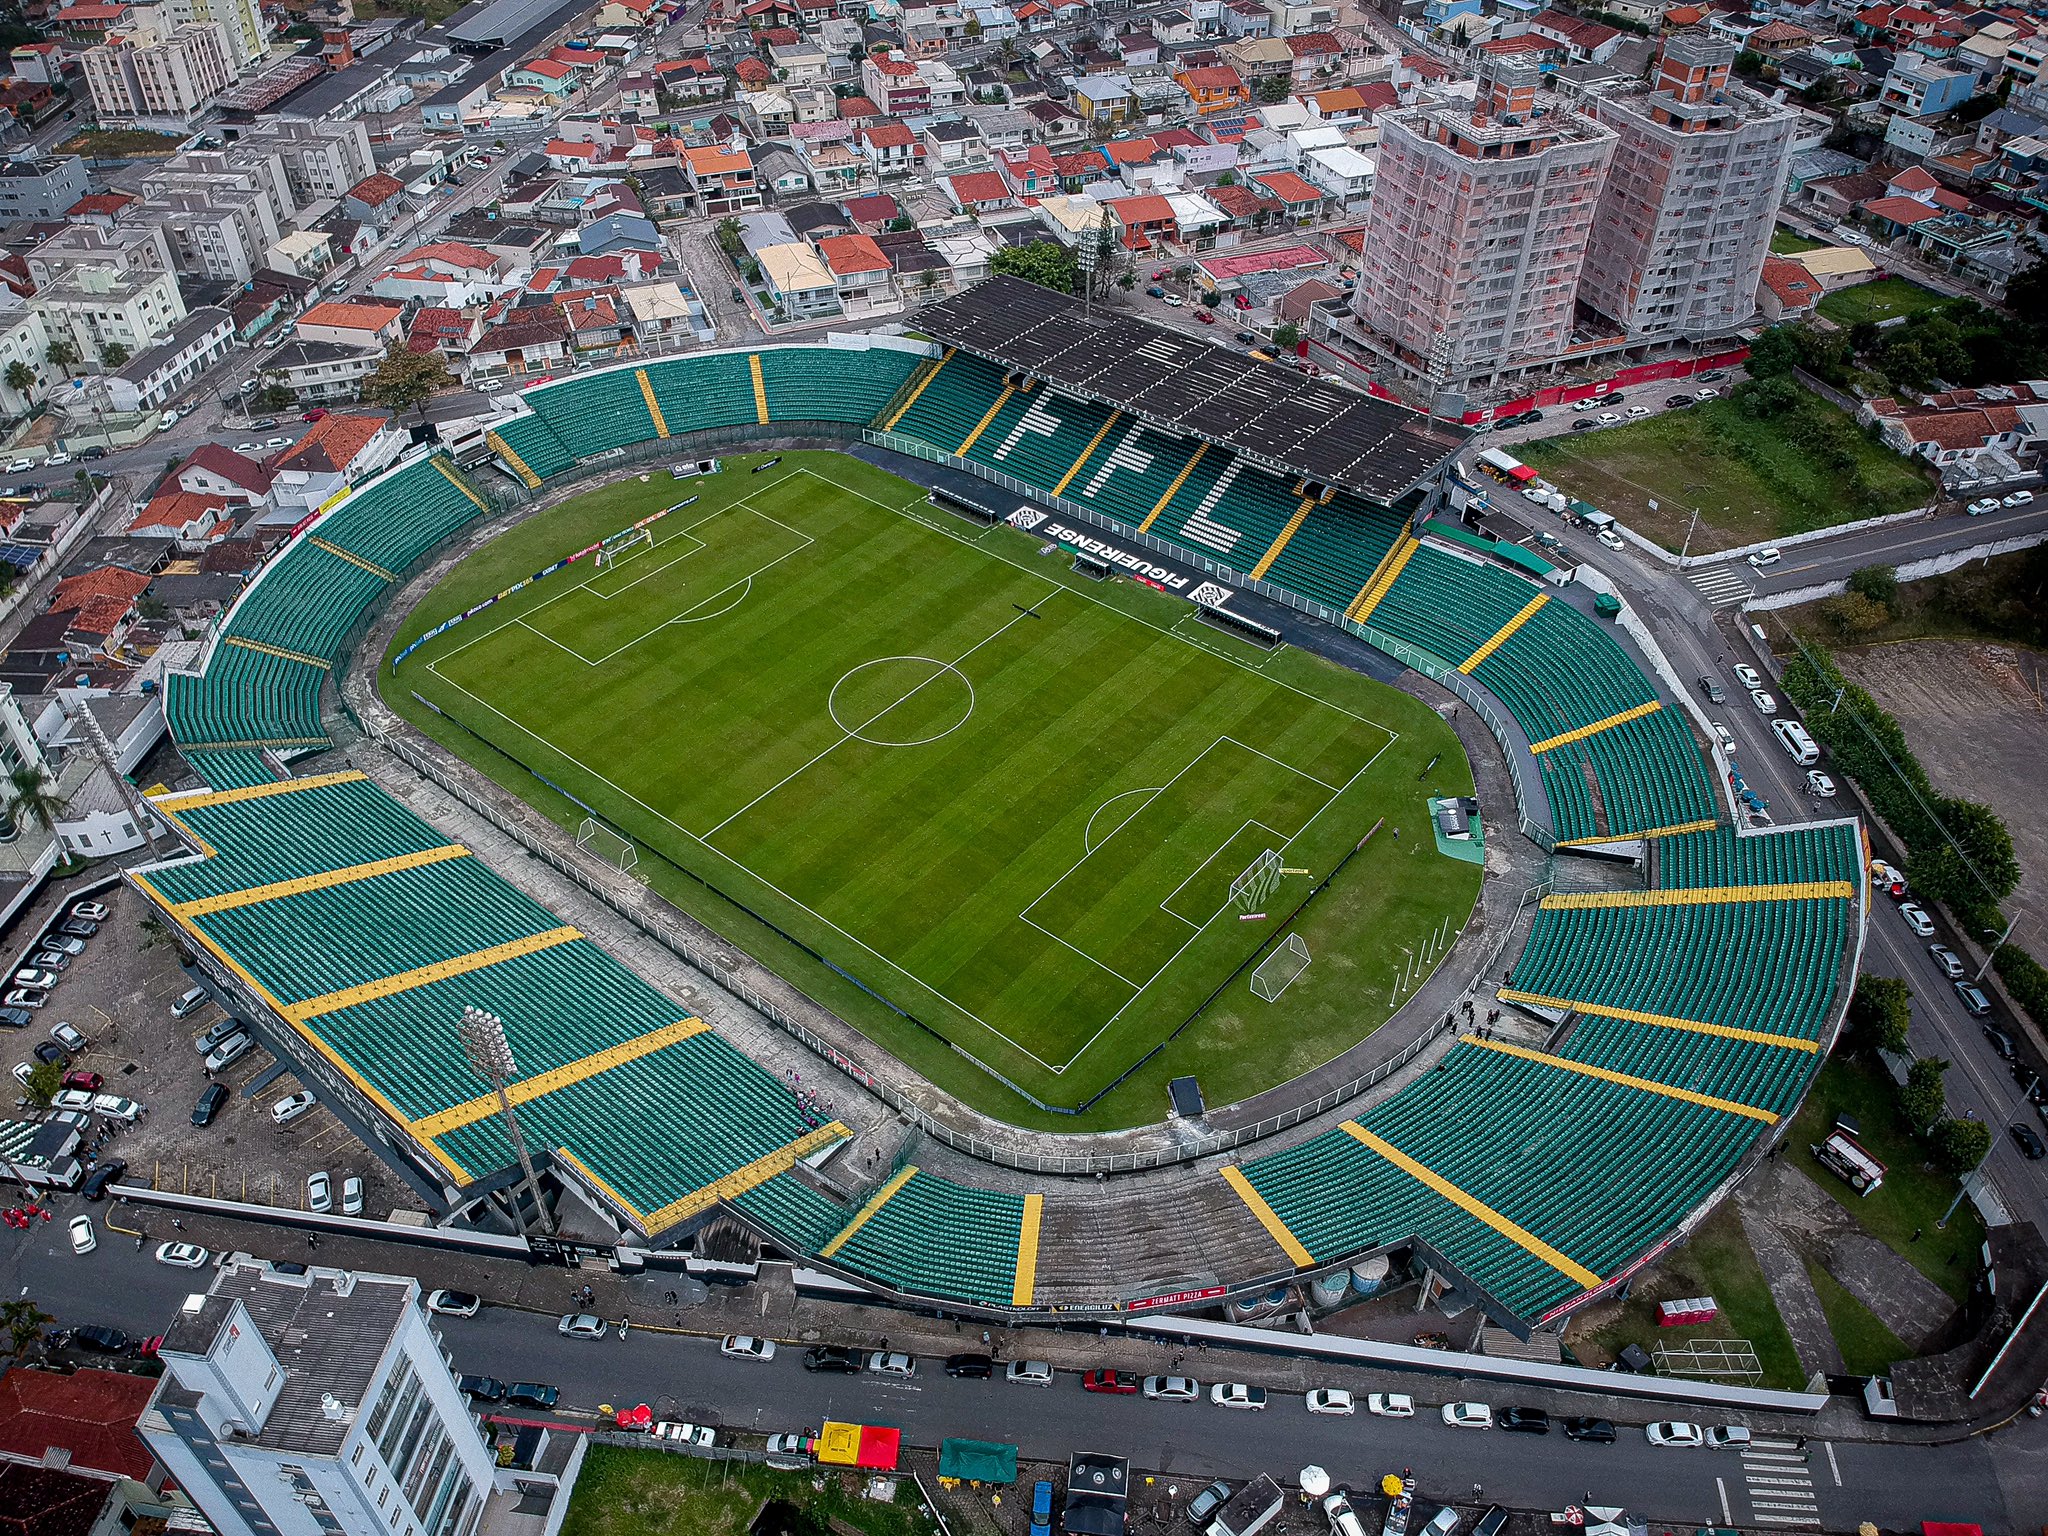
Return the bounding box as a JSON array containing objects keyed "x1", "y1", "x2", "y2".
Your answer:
[{"x1": 1772, "y1": 717, "x2": 1819, "y2": 765}]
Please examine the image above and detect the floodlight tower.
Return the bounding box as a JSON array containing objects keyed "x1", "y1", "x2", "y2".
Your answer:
[{"x1": 458, "y1": 1005, "x2": 556, "y2": 1235}]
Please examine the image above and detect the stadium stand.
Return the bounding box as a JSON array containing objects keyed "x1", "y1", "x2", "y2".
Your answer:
[{"x1": 136, "y1": 336, "x2": 1864, "y2": 1332}]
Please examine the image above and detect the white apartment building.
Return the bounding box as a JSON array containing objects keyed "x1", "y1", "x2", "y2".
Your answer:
[
  {"x1": 83, "y1": 20, "x2": 238, "y2": 132},
  {"x1": 168, "y1": 0, "x2": 270, "y2": 73},
  {"x1": 0, "y1": 297, "x2": 51, "y2": 418},
  {"x1": 140, "y1": 1263, "x2": 495, "y2": 1536},
  {"x1": 236, "y1": 119, "x2": 377, "y2": 205},
  {"x1": 1351, "y1": 56, "x2": 1615, "y2": 395},
  {"x1": 27, "y1": 220, "x2": 187, "y2": 364}
]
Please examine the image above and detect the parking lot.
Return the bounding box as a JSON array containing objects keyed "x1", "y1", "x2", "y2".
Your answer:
[{"x1": 1, "y1": 880, "x2": 414, "y2": 1221}]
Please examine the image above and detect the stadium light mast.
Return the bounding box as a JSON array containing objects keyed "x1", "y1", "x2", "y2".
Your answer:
[{"x1": 458, "y1": 1006, "x2": 556, "y2": 1236}]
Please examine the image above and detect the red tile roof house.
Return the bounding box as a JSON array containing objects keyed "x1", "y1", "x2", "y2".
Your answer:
[
  {"x1": 1528, "y1": 9, "x2": 1626, "y2": 62},
  {"x1": 128, "y1": 490, "x2": 232, "y2": 546},
  {"x1": 174, "y1": 443, "x2": 273, "y2": 506},
  {"x1": 1756, "y1": 255, "x2": 1822, "y2": 322},
  {"x1": 942, "y1": 169, "x2": 1016, "y2": 214},
  {"x1": 266, "y1": 411, "x2": 408, "y2": 517},
  {"x1": 406, "y1": 305, "x2": 482, "y2": 358},
  {"x1": 1285, "y1": 31, "x2": 1344, "y2": 84},
  {"x1": 48, "y1": 567, "x2": 152, "y2": 655},
  {"x1": 0, "y1": 1367, "x2": 159, "y2": 1488},
  {"x1": 1861, "y1": 194, "x2": 1943, "y2": 236},
  {"x1": 342, "y1": 172, "x2": 408, "y2": 229},
  {"x1": 466, "y1": 304, "x2": 573, "y2": 378},
  {"x1": 857, "y1": 119, "x2": 920, "y2": 177},
  {"x1": 1861, "y1": 391, "x2": 2043, "y2": 467},
  {"x1": 1253, "y1": 170, "x2": 1330, "y2": 223},
  {"x1": 817, "y1": 232, "x2": 895, "y2": 314}
]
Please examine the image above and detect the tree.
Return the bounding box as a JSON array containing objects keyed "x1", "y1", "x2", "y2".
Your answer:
[
  {"x1": 964, "y1": 12, "x2": 981, "y2": 37},
  {"x1": 4, "y1": 767, "x2": 65, "y2": 837},
  {"x1": 1846, "y1": 564, "x2": 1899, "y2": 613},
  {"x1": 43, "y1": 339, "x2": 77, "y2": 378},
  {"x1": 1929, "y1": 1114, "x2": 1992, "y2": 1174},
  {"x1": 1216, "y1": 170, "x2": 1237, "y2": 187},
  {"x1": 1898, "y1": 1054, "x2": 1948, "y2": 1132},
  {"x1": 0, "y1": 1300, "x2": 50, "y2": 1362},
  {"x1": 22, "y1": 1060, "x2": 58, "y2": 1110},
  {"x1": 254, "y1": 374, "x2": 294, "y2": 413},
  {"x1": 715, "y1": 216, "x2": 744, "y2": 261},
  {"x1": 1815, "y1": 590, "x2": 1891, "y2": 639},
  {"x1": 1257, "y1": 73, "x2": 1290, "y2": 104},
  {"x1": 3, "y1": 360, "x2": 35, "y2": 398},
  {"x1": 361, "y1": 341, "x2": 453, "y2": 421},
  {"x1": 1273, "y1": 321, "x2": 1301, "y2": 350},
  {"x1": 1848, "y1": 975, "x2": 1913, "y2": 1055},
  {"x1": 989, "y1": 240, "x2": 1078, "y2": 294},
  {"x1": 99, "y1": 341, "x2": 129, "y2": 368}
]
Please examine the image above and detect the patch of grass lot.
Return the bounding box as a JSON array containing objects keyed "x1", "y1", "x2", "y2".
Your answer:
[
  {"x1": 1817, "y1": 278, "x2": 1951, "y2": 327},
  {"x1": 1518, "y1": 395, "x2": 1932, "y2": 553},
  {"x1": 562, "y1": 1447, "x2": 936, "y2": 1536},
  {"x1": 1771, "y1": 229, "x2": 1827, "y2": 254},
  {"x1": 1804, "y1": 1258, "x2": 1911, "y2": 1375},
  {"x1": 57, "y1": 128, "x2": 183, "y2": 157},
  {"x1": 1570, "y1": 1203, "x2": 1807, "y2": 1390},
  {"x1": 1788, "y1": 1052, "x2": 1984, "y2": 1303}
]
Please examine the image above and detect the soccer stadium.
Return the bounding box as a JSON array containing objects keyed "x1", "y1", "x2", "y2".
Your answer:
[{"x1": 128, "y1": 275, "x2": 1866, "y2": 1332}]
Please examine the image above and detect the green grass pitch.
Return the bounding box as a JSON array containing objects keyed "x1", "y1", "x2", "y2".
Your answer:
[{"x1": 386, "y1": 453, "x2": 1481, "y2": 1128}]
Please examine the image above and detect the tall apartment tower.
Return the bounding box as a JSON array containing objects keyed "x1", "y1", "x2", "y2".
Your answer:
[
  {"x1": 1351, "y1": 57, "x2": 1616, "y2": 397},
  {"x1": 1575, "y1": 34, "x2": 1799, "y2": 343},
  {"x1": 168, "y1": 0, "x2": 270, "y2": 72}
]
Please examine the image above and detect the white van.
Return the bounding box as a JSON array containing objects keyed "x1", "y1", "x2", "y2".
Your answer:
[{"x1": 1773, "y1": 717, "x2": 1819, "y2": 766}]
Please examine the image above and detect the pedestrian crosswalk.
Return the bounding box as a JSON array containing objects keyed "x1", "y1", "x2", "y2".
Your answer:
[
  {"x1": 1689, "y1": 564, "x2": 1756, "y2": 608},
  {"x1": 1741, "y1": 1437, "x2": 1821, "y2": 1527}
]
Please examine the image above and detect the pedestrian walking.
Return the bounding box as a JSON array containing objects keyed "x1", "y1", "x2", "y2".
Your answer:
[{"x1": 1910, "y1": 1227, "x2": 1923, "y2": 1243}]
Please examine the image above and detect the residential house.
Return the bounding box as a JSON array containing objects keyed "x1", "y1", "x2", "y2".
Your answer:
[
  {"x1": 1252, "y1": 169, "x2": 1329, "y2": 223},
  {"x1": 1756, "y1": 254, "x2": 1823, "y2": 321},
  {"x1": 342, "y1": 171, "x2": 407, "y2": 230},
  {"x1": 756, "y1": 241, "x2": 841, "y2": 318},
  {"x1": 941, "y1": 169, "x2": 1017, "y2": 214},
  {"x1": 863, "y1": 52, "x2": 931, "y2": 116},
  {"x1": 1177, "y1": 64, "x2": 1250, "y2": 116},
  {"x1": 1286, "y1": 32, "x2": 1344, "y2": 86},
  {"x1": 1879, "y1": 57, "x2": 1976, "y2": 116},
  {"x1": 369, "y1": 240, "x2": 512, "y2": 307},
  {"x1": 174, "y1": 442, "x2": 273, "y2": 506},
  {"x1": 467, "y1": 302, "x2": 572, "y2": 377},
  {"x1": 296, "y1": 299, "x2": 404, "y2": 350},
  {"x1": 684, "y1": 144, "x2": 762, "y2": 215},
  {"x1": 128, "y1": 490, "x2": 231, "y2": 545},
  {"x1": 266, "y1": 412, "x2": 407, "y2": 518},
  {"x1": 817, "y1": 232, "x2": 894, "y2": 314},
  {"x1": 103, "y1": 304, "x2": 233, "y2": 413}
]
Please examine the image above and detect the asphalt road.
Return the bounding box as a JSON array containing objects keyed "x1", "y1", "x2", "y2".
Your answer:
[
  {"x1": 1724, "y1": 500, "x2": 2048, "y2": 604},
  {"x1": 6, "y1": 1222, "x2": 2040, "y2": 1531}
]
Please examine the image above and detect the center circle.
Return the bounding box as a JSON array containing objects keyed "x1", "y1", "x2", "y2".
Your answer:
[{"x1": 828, "y1": 656, "x2": 975, "y2": 747}]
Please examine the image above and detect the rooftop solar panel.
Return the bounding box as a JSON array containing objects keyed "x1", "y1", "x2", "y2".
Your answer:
[{"x1": 912, "y1": 276, "x2": 1468, "y2": 503}]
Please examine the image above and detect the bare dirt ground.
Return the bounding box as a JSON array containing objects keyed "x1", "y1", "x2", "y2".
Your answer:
[{"x1": 1834, "y1": 640, "x2": 2048, "y2": 955}]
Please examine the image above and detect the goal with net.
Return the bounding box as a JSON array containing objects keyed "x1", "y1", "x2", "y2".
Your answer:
[
  {"x1": 577, "y1": 818, "x2": 638, "y2": 873},
  {"x1": 1228, "y1": 848, "x2": 1283, "y2": 914},
  {"x1": 594, "y1": 524, "x2": 653, "y2": 567},
  {"x1": 1251, "y1": 933, "x2": 1310, "y2": 1002}
]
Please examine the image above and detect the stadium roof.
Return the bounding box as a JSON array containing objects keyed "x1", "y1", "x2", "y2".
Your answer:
[{"x1": 912, "y1": 276, "x2": 1467, "y2": 504}]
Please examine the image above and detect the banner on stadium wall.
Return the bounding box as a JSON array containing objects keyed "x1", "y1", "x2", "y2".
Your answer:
[{"x1": 390, "y1": 501, "x2": 686, "y2": 670}]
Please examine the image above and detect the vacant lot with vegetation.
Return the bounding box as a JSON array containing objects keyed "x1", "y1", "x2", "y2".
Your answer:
[
  {"x1": 1817, "y1": 278, "x2": 1951, "y2": 328},
  {"x1": 563, "y1": 1448, "x2": 936, "y2": 1536},
  {"x1": 1519, "y1": 393, "x2": 1931, "y2": 552}
]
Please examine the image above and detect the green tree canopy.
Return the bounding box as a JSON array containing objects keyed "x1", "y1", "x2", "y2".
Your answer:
[
  {"x1": 1929, "y1": 1114, "x2": 1992, "y2": 1174},
  {"x1": 989, "y1": 240, "x2": 1078, "y2": 294},
  {"x1": 1846, "y1": 564, "x2": 1899, "y2": 612},
  {"x1": 1898, "y1": 1054, "x2": 1948, "y2": 1132},
  {"x1": 361, "y1": 342, "x2": 453, "y2": 420},
  {"x1": 1849, "y1": 974, "x2": 1913, "y2": 1055}
]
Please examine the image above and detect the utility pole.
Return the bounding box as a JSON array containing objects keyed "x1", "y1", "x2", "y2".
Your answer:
[
  {"x1": 457, "y1": 1006, "x2": 556, "y2": 1235},
  {"x1": 62, "y1": 696, "x2": 162, "y2": 859}
]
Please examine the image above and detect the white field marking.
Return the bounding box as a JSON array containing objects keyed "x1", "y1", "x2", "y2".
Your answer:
[
  {"x1": 1167, "y1": 608, "x2": 1276, "y2": 670},
  {"x1": 422, "y1": 459, "x2": 1404, "y2": 1078},
  {"x1": 1824, "y1": 1442, "x2": 1840, "y2": 1485},
  {"x1": 700, "y1": 601, "x2": 1045, "y2": 844},
  {"x1": 1083, "y1": 785, "x2": 1165, "y2": 856},
  {"x1": 1018, "y1": 912, "x2": 1144, "y2": 991},
  {"x1": 1159, "y1": 820, "x2": 1290, "y2": 928},
  {"x1": 1716, "y1": 1478, "x2": 1730, "y2": 1524}
]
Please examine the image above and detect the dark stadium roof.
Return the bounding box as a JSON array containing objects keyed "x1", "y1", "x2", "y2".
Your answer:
[{"x1": 913, "y1": 275, "x2": 1468, "y2": 505}]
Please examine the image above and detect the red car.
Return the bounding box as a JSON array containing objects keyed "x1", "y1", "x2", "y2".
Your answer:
[
  {"x1": 1195, "y1": 309, "x2": 1214, "y2": 324},
  {"x1": 61, "y1": 1070, "x2": 102, "y2": 1093},
  {"x1": 1151, "y1": 268, "x2": 1170, "y2": 281},
  {"x1": 300, "y1": 408, "x2": 327, "y2": 423},
  {"x1": 1082, "y1": 1370, "x2": 1139, "y2": 1395},
  {"x1": 1232, "y1": 294, "x2": 1251, "y2": 310}
]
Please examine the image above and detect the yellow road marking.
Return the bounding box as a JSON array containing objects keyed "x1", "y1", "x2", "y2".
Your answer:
[
  {"x1": 223, "y1": 636, "x2": 329, "y2": 669},
  {"x1": 1496, "y1": 989, "x2": 1821, "y2": 1051},
  {"x1": 1339, "y1": 1122, "x2": 1601, "y2": 1289},
  {"x1": 1540, "y1": 881, "x2": 1855, "y2": 909},
  {"x1": 1013, "y1": 1193, "x2": 1043, "y2": 1306},
  {"x1": 1248, "y1": 498, "x2": 1315, "y2": 581},
  {"x1": 1459, "y1": 593, "x2": 1549, "y2": 674},
  {"x1": 283, "y1": 926, "x2": 581, "y2": 1025},
  {"x1": 1051, "y1": 412, "x2": 1121, "y2": 497},
  {"x1": 881, "y1": 349, "x2": 953, "y2": 430},
  {"x1": 175, "y1": 844, "x2": 470, "y2": 918},
  {"x1": 1138, "y1": 442, "x2": 1208, "y2": 532},
  {"x1": 1219, "y1": 1165, "x2": 1313, "y2": 1268},
  {"x1": 151, "y1": 769, "x2": 365, "y2": 812},
  {"x1": 820, "y1": 1165, "x2": 919, "y2": 1259},
  {"x1": 1465, "y1": 1037, "x2": 1776, "y2": 1123},
  {"x1": 410, "y1": 1019, "x2": 708, "y2": 1139},
  {"x1": 1528, "y1": 700, "x2": 1661, "y2": 754}
]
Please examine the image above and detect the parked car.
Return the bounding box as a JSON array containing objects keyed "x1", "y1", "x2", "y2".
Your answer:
[
  {"x1": 2012, "y1": 1123, "x2": 2046, "y2": 1160},
  {"x1": 866, "y1": 1351, "x2": 915, "y2": 1378},
  {"x1": 340, "y1": 1175, "x2": 362, "y2": 1216},
  {"x1": 29, "y1": 952, "x2": 69, "y2": 974},
  {"x1": 427, "y1": 1290, "x2": 481, "y2": 1318},
  {"x1": 1367, "y1": 1392, "x2": 1415, "y2": 1417},
  {"x1": 1698, "y1": 677, "x2": 1725, "y2": 704},
  {"x1": 271, "y1": 1090, "x2": 317, "y2": 1124},
  {"x1": 1806, "y1": 770, "x2": 1836, "y2": 797},
  {"x1": 1955, "y1": 980, "x2": 1994, "y2": 1016},
  {"x1": 305, "y1": 1171, "x2": 331, "y2": 1212},
  {"x1": 68, "y1": 1216, "x2": 94, "y2": 1254},
  {"x1": 5, "y1": 989, "x2": 48, "y2": 1011},
  {"x1": 1305, "y1": 1387, "x2": 1355, "y2": 1415},
  {"x1": 1750, "y1": 688, "x2": 1776, "y2": 715},
  {"x1": 61, "y1": 1069, "x2": 101, "y2": 1092},
  {"x1": 1188, "y1": 1480, "x2": 1233, "y2": 1527},
  {"x1": 1626, "y1": 404, "x2": 1651, "y2": 418},
  {"x1": 1209, "y1": 1383, "x2": 1267, "y2": 1410},
  {"x1": 1712, "y1": 723, "x2": 1737, "y2": 755},
  {"x1": 154, "y1": 1242, "x2": 210, "y2": 1269},
  {"x1": 1696, "y1": 387, "x2": 1720, "y2": 400},
  {"x1": 557, "y1": 1313, "x2": 606, "y2": 1340},
  {"x1": 1562, "y1": 1416, "x2": 1616, "y2": 1443},
  {"x1": 55, "y1": 919, "x2": 96, "y2": 940},
  {"x1": 944, "y1": 1352, "x2": 992, "y2": 1378},
  {"x1": 1597, "y1": 411, "x2": 1620, "y2": 424},
  {"x1": 1142, "y1": 1375, "x2": 1200, "y2": 1402},
  {"x1": 722, "y1": 1334, "x2": 776, "y2": 1362},
  {"x1": 195, "y1": 1018, "x2": 243, "y2": 1054},
  {"x1": 1898, "y1": 902, "x2": 1935, "y2": 938},
  {"x1": 1597, "y1": 527, "x2": 1625, "y2": 550},
  {"x1": 49, "y1": 1022, "x2": 86, "y2": 1054},
  {"x1": 1572, "y1": 420, "x2": 1596, "y2": 432},
  {"x1": 457, "y1": 1375, "x2": 506, "y2": 1402},
  {"x1": 1748, "y1": 547, "x2": 1781, "y2": 568},
  {"x1": 1500, "y1": 1407, "x2": 1550, "y2": 1434},
  {"x1": 1706, "y1": 1425, "x2": 1753, "y2": 1450},
  {"x1": 41, "y1": 937, "x2": 84, "y2": 959},
  {"x1": 1573, "y1": 398, "x2": 1600, "y2": 413},
  {"x1": 171, "y1": 987, "x2": 210, "y2": 1018},
  {"x1": 1146, "y1": 285, "x2": 1165, "y2": 298},
  {"x1": 2002, "y1": 489, "x2": 2035, "y2": 507},
  {"x1": 1442, "y1": 1401, "x2": 1493, "y2": 1428},
  {"x1": 1733, "y1": 664, "x2": 1763, "y2": 690},
  {"x1": 1928, "y1": 944, "x2": 1965, "y2": 980},
  {"x1": 802, "y1": 1345, "x2": 861, "y2": 1374},
  {"x1": 1665, "y1": 394, "x2": 1694, "y2": 409},
  {"x1": 79, "y1": 1160, "x2": 125, "y2": 1200},
  {"x1": 1984, "y1": 1025, "x2": 2016, "y2": 1060},
  {"x1": 31, "y1": 1041, "x2": 67, "y2": 1066},
  {"x1": 51, "y1": 1089, "x2": 94, "y2": 1113},
  {"x1": 204, "y1": 1033, "x2": 253, "y2": 1073},
  {"x1": 1646, "y1": 1421, "x2": 1705, "y2": 1448},
  {"x1": 1967, "y1": 498, "x2": 2001, "y2": 515},
  {"x1": 1006, "y1": 1359, "x2": 1054, "y2": 1387},
  {"x1": 504, "y1": 1383, "x2": 558, "y2": 1410},
  {"x1": 765, "y1": 1433, "x2": 813, "y2": 1468},
  {"x1": 192, "y1": 1083, "x2": 230, "y2": 1127},
  {"x1": 0, "y1": 1009, "x2": 32, "y2": 1030},
  {"x1": 1083, "y1": 1369, "x2": 1139, "y2": 1394},
  {"x1": 654, "y1": 1421, "x2": 716, "y2": 1447}
]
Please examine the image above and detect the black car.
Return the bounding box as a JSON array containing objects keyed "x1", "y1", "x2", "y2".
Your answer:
[
  {"x1": 457, "y1": 1374, "x2": 507, "y2": 1402},
  {"x1": 944, "y1": 1352, "x2": 993, "y2": 1378},
  {"x1": 1698, "y1": 676, "x2": 1725, "y2": 704},
  {"x1": 1572, "y1": 419, "x2": 1596, "y2": 431},
  {"x1": 1665, "y1": 394, "x2": 1694, "y2": 408},
  {"x1": 2012, "y1": 1122, "x2": 2046, "y2": 1160},
  {"x1": 80, "y1": 1159, "x2": 126, "y2": 1200},
  {"x1": 69, "y1": 1325, "x2": 130, "y2": 1354},
  {"x1": 505, "y1": 1382, "x2": 558, "y2": 1410},
  {"x1": 1984, "y1": 1025, "x2": 2017, "y2": 1060},
  {"x1": 79, "y1": 447, "x2": 106, "y2": 461},
  {"x1": 0, "y1": 1009, "x2": 29, "y2": 1030},
  {"x1": 1523, "y1": 408, "x2": 1544, "y2": 423},
  {"x1": 1499, "y1": 1406, "x2": 1550, "y2": 1434},
  {"x1": 56, "y1": 920, "x2": 97, "y2": 940},
  {"x1": 1562, "y1": 1416, "x2": 1616, "y2": 1442},
  {"x1": 31, "y1": 1042, "x2": 67, "y2": 1066},
  {"x1": 803, "y1": 1345, "x2": 862, "y2": 1374},
  {"x1": 192, "y1": 1084, "x2": 229, "y2": 1126},
  {"x1": 1187, "y1": 1480, "x2": 1232, "y2": 1527}
]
